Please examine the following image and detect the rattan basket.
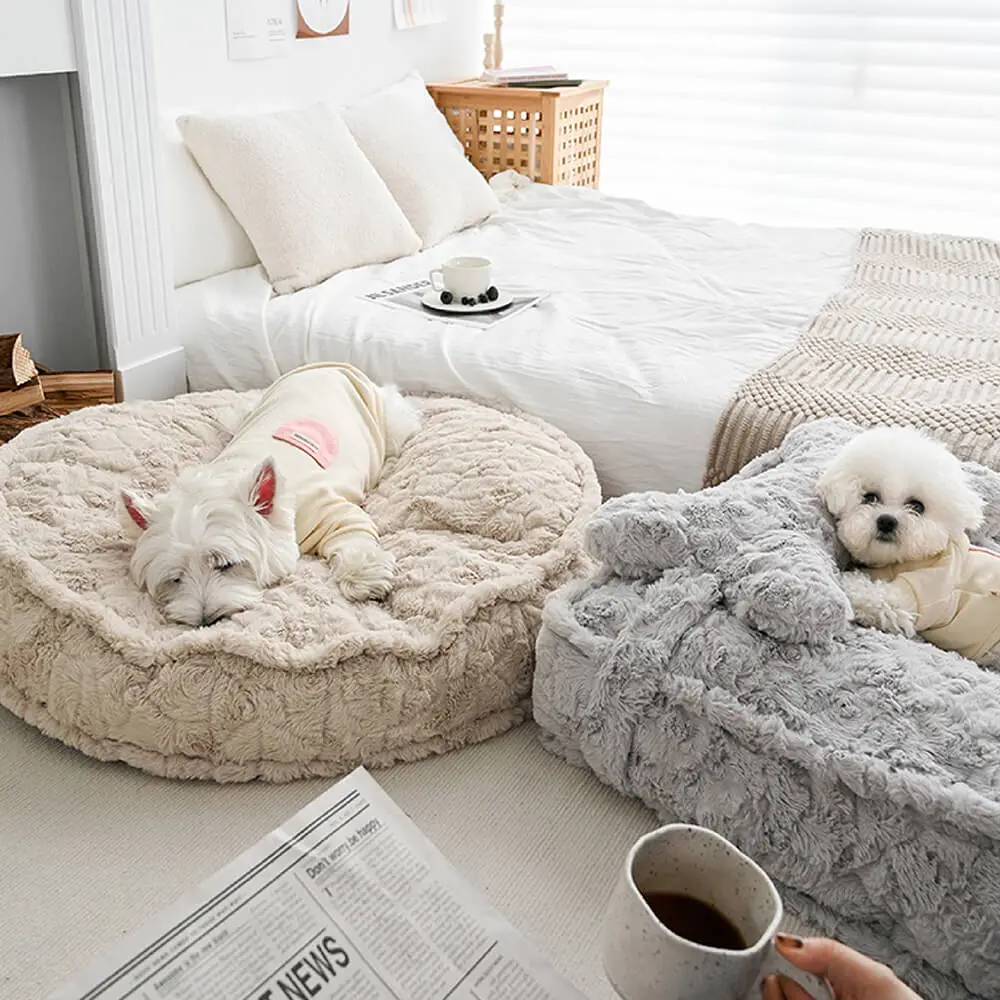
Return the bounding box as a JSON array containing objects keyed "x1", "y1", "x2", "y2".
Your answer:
[{"x1": 427, "y1": 79, "x2": 607, "y2": 188}]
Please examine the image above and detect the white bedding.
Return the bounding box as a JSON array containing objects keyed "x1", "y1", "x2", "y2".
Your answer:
[{"x1": 178, "y1": 180, "x2": 856, "y2": 495}]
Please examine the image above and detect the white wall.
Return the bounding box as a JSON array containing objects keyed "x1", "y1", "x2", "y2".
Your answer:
[
  {"x1": 138, "y1": 0, "x2": 485, "y2": 397},
  {"x1": 151, "y1": 0, "x2": 485, "y2": 112},
  {"x1": 0, "y1": 0, "x2": 75, "y2": 78},
  {"x1": 0, "y1": 74, "x2": 100, "y2": 371}
]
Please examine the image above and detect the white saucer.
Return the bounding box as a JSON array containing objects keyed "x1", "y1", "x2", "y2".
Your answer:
[{"x1": 421, "y1": 289, "x2": 514, "y2": 315}]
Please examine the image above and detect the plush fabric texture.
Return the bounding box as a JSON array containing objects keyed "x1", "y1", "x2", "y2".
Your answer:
[
  {"x1": 343, "y1": 72, "x2": 500, "y2": 247},
  {"x1": 706, "y1": 228, "x2": 1000, "y2": 487},
  {"x1": 161, "y1": 118, "x2": 258, "y2": 287},
  {"x1": 178, "y1": 104, "x2": 420, "y2": 294},
  {"x1": 534, "y1": 418, "x2": 1000, "y2": 1000},
  {"x1": 0, "y1": 392, "x2": 598, "y2": 783}
]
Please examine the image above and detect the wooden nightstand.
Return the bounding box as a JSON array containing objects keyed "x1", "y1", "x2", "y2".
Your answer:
[{"x1": 427, "y1": 78, "x2": 607, "y2": 188}]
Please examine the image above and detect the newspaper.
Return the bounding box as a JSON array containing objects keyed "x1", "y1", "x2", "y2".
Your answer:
[
  {"x1": 362, "y1": 280, "x2": 547, "y2": 329},
  {"x1": 49, "y1": 768, "x2": 588, "y2": 1000}
]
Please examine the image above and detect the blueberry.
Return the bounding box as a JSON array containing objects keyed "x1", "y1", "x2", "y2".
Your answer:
[
  {"x1": 463, "y1": 297, "x2": 475, "y2": 306},
  {"x1": 440, "y1": 290, "x2": 454, "y2": 304},
  {"x1": 486, "y1": 286, "x2": 499, "y2": 301},
  {"x1": 478, "y1": 293, "x2": 489, "y2": 303}
]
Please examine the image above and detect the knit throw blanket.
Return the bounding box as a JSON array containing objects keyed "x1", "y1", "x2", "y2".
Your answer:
[{"x1": 705, "y1": 228, "x2": 1000, "y2": 487}]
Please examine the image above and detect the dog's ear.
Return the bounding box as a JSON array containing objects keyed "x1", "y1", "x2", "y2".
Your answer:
[
  {"x1": 247, "y1": 458, "x2": 279, "y2": 518},
  {"x1": 120, "y1": 490, "x2": 156, "y2": 537},
  {"x1": 956, "y1": 473, "x2": 986, "y2": 532},
  {"x1": 816, "y1": 465, "x2": 858, "y2": 517}
]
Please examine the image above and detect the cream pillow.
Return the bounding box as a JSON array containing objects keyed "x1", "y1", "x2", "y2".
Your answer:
[
  {"x1": 178, "y1": 104, "x2": 421, "y2": 294},
  {"x1": 161, "y1": 119, "x2": 259, "y2": 287},
  {"x1": 343, "y1": 72, "x2": 500, "y2": 247}
]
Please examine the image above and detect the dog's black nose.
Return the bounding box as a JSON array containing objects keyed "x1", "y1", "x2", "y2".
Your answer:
[{"x1": 876, "y1": 514, "x2": 898, "y2": 535}]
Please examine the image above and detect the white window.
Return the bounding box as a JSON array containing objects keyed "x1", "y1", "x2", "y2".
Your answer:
[{"x1": 504, "y1": 0, "x2": 1000, "y2": 237}]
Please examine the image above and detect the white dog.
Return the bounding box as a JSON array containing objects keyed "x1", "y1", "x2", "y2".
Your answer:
[
  {"x1": 120, "y1": 363, "x2": 420, "y2": 627},
  {"x1": 818, "y1": 425, "x2": 1000, "y2": 667}
]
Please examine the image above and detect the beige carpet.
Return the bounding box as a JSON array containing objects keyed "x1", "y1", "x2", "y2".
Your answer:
[{"x1": 0, "y1": 710, "x2": 810, "y2": 998}]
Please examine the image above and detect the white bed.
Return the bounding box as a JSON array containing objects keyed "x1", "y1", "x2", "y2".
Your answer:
[{"x1": 176, "y1": 179, "x2": 856, "y2": 496}]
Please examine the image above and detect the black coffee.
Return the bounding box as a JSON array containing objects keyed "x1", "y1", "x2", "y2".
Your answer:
[{"x1": 642, "y1": 891, "x2": 746, "y2": 950}]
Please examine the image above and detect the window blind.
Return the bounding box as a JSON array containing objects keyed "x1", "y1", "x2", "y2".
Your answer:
[{"x1": 503, "y1": 0, "x2": 1000, "y2": 237}]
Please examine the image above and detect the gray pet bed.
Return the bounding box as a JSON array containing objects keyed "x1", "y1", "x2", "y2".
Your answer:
[
  {"x1": 534, "y1": 418, "x2": 1000, "y2": 1000},
  {"x1": 0, "y1": 391, "x2": 599, "y2": 782}
]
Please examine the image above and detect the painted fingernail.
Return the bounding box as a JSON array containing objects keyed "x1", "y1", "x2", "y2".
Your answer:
[{"x1": 776, "y1": 933, "x2": 804, "y2": 949}]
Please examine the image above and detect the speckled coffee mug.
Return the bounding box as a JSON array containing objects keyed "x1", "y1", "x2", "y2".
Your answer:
[{"x1": 602, "y1": 825, "x2": 835, "y2": 1000}]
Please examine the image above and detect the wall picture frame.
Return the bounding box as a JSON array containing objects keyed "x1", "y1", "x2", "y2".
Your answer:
[{"x1": 296, "y1": 0, "x2": 350, "y2": 38}]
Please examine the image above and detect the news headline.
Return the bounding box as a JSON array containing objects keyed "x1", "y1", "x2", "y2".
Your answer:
[
  {"x1": 253, "y1": 934, "x2": 350, "y2": 1000},
  {"x1": 304, "y1": 817, "x2": 383, "y2": 882}
]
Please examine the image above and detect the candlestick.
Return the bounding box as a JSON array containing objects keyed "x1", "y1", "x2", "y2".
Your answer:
[{"x1": 493, "y1": 2, "x2": 504, "y2": 71}]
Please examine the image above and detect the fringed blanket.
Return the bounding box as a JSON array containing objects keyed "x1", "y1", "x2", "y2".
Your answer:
[{"x1": 705, "y1": 228, "x2": 1000, "y2": 487}]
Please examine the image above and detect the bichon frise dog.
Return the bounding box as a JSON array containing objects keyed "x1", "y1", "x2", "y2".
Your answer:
[
  {"x1": 818, "y1": 425, "x2": 1000, "y2": 667},
  {"x1": 120, "y1": 362, "x2": 420, "y2": 627}
]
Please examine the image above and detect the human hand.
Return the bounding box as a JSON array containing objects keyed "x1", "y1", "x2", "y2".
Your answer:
[{"x1": 763, "y1": 935, "x2": 923, "y2": 1000}]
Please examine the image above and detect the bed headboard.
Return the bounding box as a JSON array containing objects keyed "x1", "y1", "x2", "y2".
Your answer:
[{"x1": 161, "y1": 115, "x2": 259, "y2": 288}]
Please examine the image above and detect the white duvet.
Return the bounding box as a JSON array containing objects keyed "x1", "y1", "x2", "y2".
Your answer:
[{"x1": 178, "y1": 179, "x2": 856, "y2": 495}]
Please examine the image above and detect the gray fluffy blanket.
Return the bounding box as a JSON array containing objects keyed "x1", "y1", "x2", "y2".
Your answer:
[{"x1": 533, "y1": 418, "x2": 1000, "y2": 1000}]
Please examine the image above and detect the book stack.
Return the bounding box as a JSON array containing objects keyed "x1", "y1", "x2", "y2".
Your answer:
[{"x1": 482, "y1": 66, "x2": 581, "y2": 88}]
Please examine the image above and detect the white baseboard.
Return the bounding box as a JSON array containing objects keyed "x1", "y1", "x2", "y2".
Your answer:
[{"x1": 116, "y1": 346, "x2": 187, "y2": 401}]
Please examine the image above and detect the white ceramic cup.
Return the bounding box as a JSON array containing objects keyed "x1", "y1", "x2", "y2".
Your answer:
[
  {"x1": 429, "y1": 256, "x2": 493, "y2": 299},
  {"x1": 602, "y1": 825, "x2": 835, "y2": 1000}
]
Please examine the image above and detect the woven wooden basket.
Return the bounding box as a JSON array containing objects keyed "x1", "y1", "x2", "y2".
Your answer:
[{"x1": 427, "y1": 79, "x2": 607, "y2": 187}]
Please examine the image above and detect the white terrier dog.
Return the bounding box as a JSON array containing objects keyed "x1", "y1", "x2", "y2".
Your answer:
[
  {"x1": 120, "y1": 363, "x2": 420, "y2": 627},
  {"x1": 818, "y1": 426, "x2": 1000, "y2": 667}
]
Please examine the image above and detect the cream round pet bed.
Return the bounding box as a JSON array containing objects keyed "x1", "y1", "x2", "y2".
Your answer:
[{"x1": 0, "y1": 392, "x2": 598, "y2": 781}]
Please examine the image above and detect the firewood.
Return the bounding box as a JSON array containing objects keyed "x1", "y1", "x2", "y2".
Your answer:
[
  {"x1": 0, "y1": 377, "x2": 45, "y2": 417},
  {"x1": 0, "y1": 403, "x2": 65, "y2": 444},
  {"x1": 37, "y1": 370, "x2": 117, "y2": 411},
  {"x1": 0, "y1": 334, "x2": 38, "y2": 390}
]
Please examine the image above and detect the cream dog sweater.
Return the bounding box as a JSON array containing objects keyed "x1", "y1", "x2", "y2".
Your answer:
[
  {"x1": 869, "y1": 534, "x2": 1000, "y2": 660},
  {"x1": 218, "y1": 363, "x2": 387, "y2": 558}
]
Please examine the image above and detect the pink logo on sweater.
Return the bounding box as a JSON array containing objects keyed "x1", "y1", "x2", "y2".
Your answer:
[{"x1": 272, "y1": 419, "x2": 338, "y2": 468}]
